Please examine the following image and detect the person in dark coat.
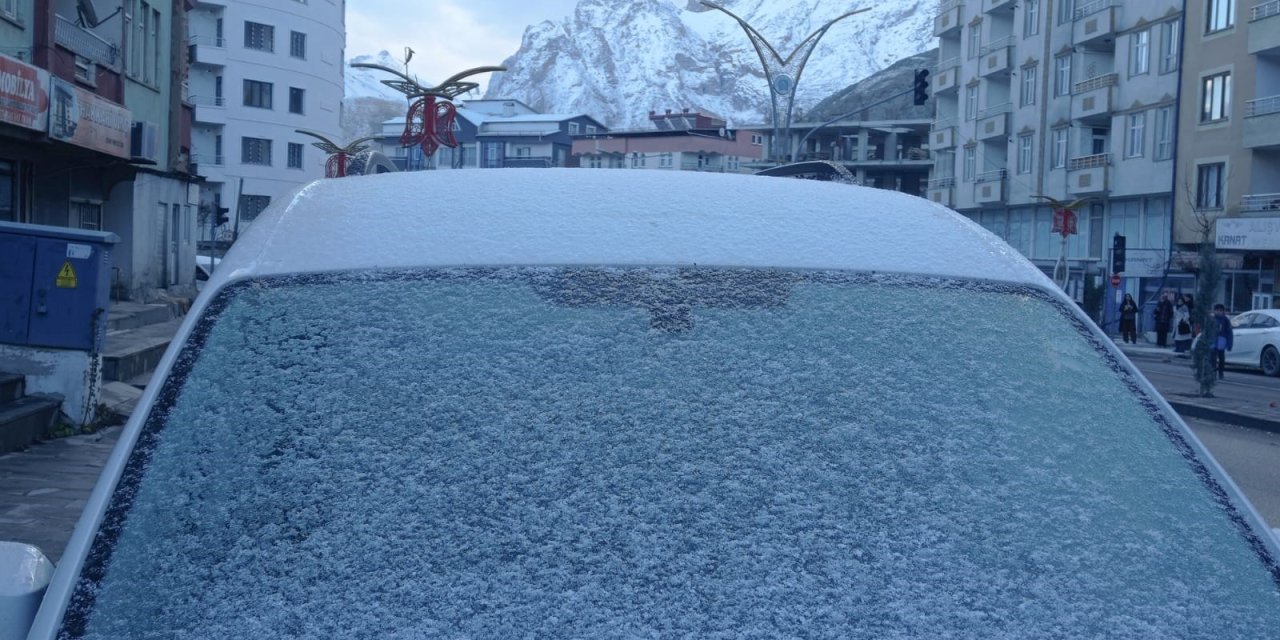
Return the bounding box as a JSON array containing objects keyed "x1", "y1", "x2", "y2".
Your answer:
[
  {"x1": 1154, "y1": 292, "x2": 1175, "y2": 347},
  {"x1": 1173, "y1": 295, "x2": 1193, "y2": 353},
  {"x1": 1211, "y1": 303, "x2": 1233, "y2": 379},
  {"x1": 1119, "y1": 293, "x2": 1139, "y2": 344}
]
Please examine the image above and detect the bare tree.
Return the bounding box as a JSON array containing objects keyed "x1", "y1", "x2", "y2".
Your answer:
[{"x1": 1179, "y1": 179, "x2": 1225, "y2": 397}]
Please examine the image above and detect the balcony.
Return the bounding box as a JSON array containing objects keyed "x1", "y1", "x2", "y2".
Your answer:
[
  {"x1": 935, "y1": 0, "x2": 963, "y2": 37},
  {"x1": 935, "y1": 57, "x2": 960, "y2": 94},
  {"x1": 1250, "y1": 0, "x2": 1280, "y2": 54},
  {"x1": 976, "y1": 103, "x2": 1011, "y2": 141},
  {"x1": 191, "y1": 95, "x2": 226, "y2": 126},
  {"x1": 987, "y1": 0, "x2": 1015, "y2": 11},
  {"x1": 927, "y1": 176, "x2": 955, "y2": 206},
  {"x1": 54, "y1": 14, "x2": 118, "y2": 68},
  {"x1": 975, "y1": 169, "x2": 1006, "y2": 203},
  {"x1": 192, "y1": 153, "x2": 224, "y2": 167},
  {"x1": 931, "y1": 125, "x2": 955, "y2": 149},
  {"x1": 1071, "y1": 73, "x2": 1117, "y2": 124},
  {"x1": 195, "y1": 0, "x2": 228, "y2": 7},
  {"x1": 1245, "y1": 95, "x2": 1280, "y2": 149},
  {"x1": 1241, "y1": 193, "x2": 1280, "y2": 212},
  {"x1": 1073, "y1": 0, "x2": 1118, "y2": 50},
  {"x1": 188, "y1": 36, "x2": 226, "y2": 67},
  {"x1": 1066, "y1": 153, "x2": 1110, "y2": 195},
  {"x1": 503, "y1": 156, "x2": 556, "y2": 168},
  {"x1": 979, "y1": 36, "x2": 1014, "y2": 76}
]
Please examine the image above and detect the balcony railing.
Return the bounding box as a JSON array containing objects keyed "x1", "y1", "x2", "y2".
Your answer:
[
  {"x1": 933, "y1": 118, "x2": 957, "y2": 130},
  {"x1": 979, "y1": 36, "x2": 1015, "y2": 56},
  {"x1": 938, "y1": 0, "x2": 962, "y2": 13},
  {"x1": 937, "y1": 55, "x2": 960, "y2": 70},
  {"x1": 977, "y1": 102, "x2": 1012, "y2": 119},
  {"x1": 1246, "y1": 94, "x2": 1280, "y2": 117},
  {"x1": 1072, "y1": 73, "x2": 1118, "y2": 95},
  {"x1": 928, "y1": 176, "x2": 957, "y2": 189},
  {"x1": 191, "y1": 95, "x2": 226, "y2": 107},
  {"x1": 193, "y1": 153, "x2": 225, "y2": 166},
  {"x1": 976, "y1": 168, "x2": 1007, "y2": 183},
  {"x1": 1252, "y1": 0, "x2": 1280, "y2": 21},
  {"x1": 1241, "y1": 193, "x2": 1280, "y2": 211},
  {"x1": 1075, "y1": 0, "x2": 1119, "y2": 20},
  {"x1": 54, "y1": 14, "x2": 118, "y2": 67},
  {"x1": 1068, "y1": 153, "x2": 1111, "y2": 170},
  {"x1": 188, "y1": 35, "x2": 226, "y2": 47}
]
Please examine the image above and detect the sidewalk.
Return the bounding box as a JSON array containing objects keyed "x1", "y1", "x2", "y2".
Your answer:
[{"x1": 1115, "y1": 341, "x2": 1280, "y2": 434}]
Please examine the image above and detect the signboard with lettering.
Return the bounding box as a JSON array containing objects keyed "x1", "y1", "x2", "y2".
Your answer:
[
  {"x1": 48, "y1": 78, "x2": 131, "y2": 159},
  {"x1": 1122, "y1": 248, "x2": 1169, "y2": 278},
  {"x1": 0, "y1": 53, "x2": 50, "y2": 132},
  {"x1": 1215, "y1": 217, "x2": 1280, "y2": 251}
]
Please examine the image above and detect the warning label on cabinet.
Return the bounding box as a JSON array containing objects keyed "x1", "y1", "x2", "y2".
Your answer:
[{"x1": 56, "y1": 261, "x2": 78, "y2": 288}]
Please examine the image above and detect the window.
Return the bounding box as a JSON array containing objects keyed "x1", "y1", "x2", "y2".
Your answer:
[
  {"x1": 968, "y1": 26, "x2": 981, "y2": 59},
  {"x1": 1125, "y1": 112, "x2": 1145, "y2": 158},
  {"x1": 660, "y1": 152, "x2": 673, "y2": 168},
  {"x1": 289, "y1": 87, "x2": 304, "y2": 114},
  {"x1": 965, "y1": 85, "x2": 978, "y2": 120},
  {"x1": 127, "y1": 1, "x2": 160, "y2": 85},
  {"x1": 1200, "y1": 72, "x2": 1230, "y2": 123},
  {"x1": 1154, "y1": 106, "x2": 1174, "y2": 160},
  {"x1": 963, "y1": 146, "x2": 976, "y2": 181},
  {"x1": 238, "y1": 194, "x2": 271, "y2": 221},
  {"x1": 1024, "y1": 0, "x2": 1040, "y2": 36},
  {"x1": 1020, "y1": 65, "x2": 1037, "y2": 107},
  {"x1": 1205, "y1": 0, "x2": 1234, "y2": 34},
  {"x1": 1, "y1": 0, "x2": 19, "y2": 21},
  {"x1": 1017, "y1": 134, "x2": 1034, "y2": 174},
  {"x1": 243, "y1": 80, "x2": 273, "y2": 109},
  {"x1": 72, "y1": 201, "x2": 101, "y2": 230},
  {"x1": 1057, "y1": 0, "x2": 1073, "y2": 25},
  {"x1": 1051, "y1": 128, "x2": 1068, "y2": 168},
  {"x1": 241, "y1": 137, "x2": 272, "y2": 165},
  {"x1": 568, "y1": 122, "x2": 580, "y2": 134},
  {"x1": 1196, "y1": 162, "x2": 1225, "y2": 209},
  {"x1": 244, "y1": 21, "x2": 274, "y2": 52},
  {"x1": 214, "y1": 134, "x2": 223, "y2": 164},
  {"x1": 515, "y1": 147, "x2": 531, "y2": 157},
  {"x1": 586, "y1": 125, "x2": 596, "y2": 134},
  {"x1": 290, "y1": 31, "x2": 306, "y2": 58},
  {"x1": 1160, "y1": 20, "x2": 1180, "y2": 73},
  {"x1": 287, "y1": 142, "x2": 303, "y2": 169},
  {"x1": 1054, "y1": 55, "x2": 1072, "y2": 97},
  {"x1": 1129, "y1": 30, "x2": 1149, "y2": 76}
]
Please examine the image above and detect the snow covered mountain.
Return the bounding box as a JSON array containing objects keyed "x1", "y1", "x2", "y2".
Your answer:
[
  {"x1": 482, "y1": 0, "x2": 938, "y2": 129},
  {"x1": 346, "y1": 51, "x2": 411, "y2": 103}
]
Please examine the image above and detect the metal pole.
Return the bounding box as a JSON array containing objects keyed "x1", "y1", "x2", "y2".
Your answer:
[{"x1": 792, "y1": 87, "x2": 914, "y2": 163}]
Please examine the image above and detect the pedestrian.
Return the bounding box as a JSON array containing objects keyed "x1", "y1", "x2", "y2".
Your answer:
[
  {"x1": 1119, "y1": 293, "x2": 1139, "y2": 344},
  {"x1": 1155, "y1": 292, "x2": 1174, "y2": 347},
  {"x1": 1173, "y1": 295, "x2": 1193, "y2": 353},
  {"x1": 1211, "y1": 303, "x2": 1233, "y2": 379}
]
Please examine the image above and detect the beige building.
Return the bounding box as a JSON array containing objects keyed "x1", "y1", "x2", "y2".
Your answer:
[
  {"x1": 1176, "y1": 0, "x2": 1280, "y2": 311},
  {"x1": 929, "y1": 0, "x2": 1184, "y2": 310}
]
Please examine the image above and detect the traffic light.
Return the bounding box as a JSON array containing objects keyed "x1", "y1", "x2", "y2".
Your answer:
[
  {"x1": 912, "y1": 69, "x2": 930, "y2": 106},
  {"x1": 1112, "y1": 233, "x2": 1126, "y2": 274},
  {"x1": 215, "y1": 206, "x2": 230, "y2": 226}
]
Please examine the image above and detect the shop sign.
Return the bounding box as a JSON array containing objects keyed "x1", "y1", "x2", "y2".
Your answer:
[
  {"x1": 1122, "y1": 248, "x2": 1168, "y2": 278},
  {"x1": 0, "y1": 53, "x2": 50, "y2": 132},
  {"x1": 1171, "y1": 250, "x2": 1245, "y2": 271},
  {"x1": 1215, "y1": 217, "x2": 1280, "y2": 251},
  {"x1": 48, "y1": 78, "x2": 131, "y2": 159}
]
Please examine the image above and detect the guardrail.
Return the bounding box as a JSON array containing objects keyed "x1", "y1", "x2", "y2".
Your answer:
[
  {"x1": 1246, "y1": 95, "x2": 1280, "y2": 117},
  {"x1": 976, "y1": 168, "x2": 1007, "y2": 183},
  {"x1": 979, "y1": 36, "x2": 1014, "y2": 57},
  {"x1": 1068, "y1": 153, "x2": 1111, "y2": 170},
  {"x1": 937, "y1": 56, "x2": 960, "y2": 70},
  {"x1": 978, "y1": 102, "x2": 1012, "y2": 119},
  {"x1": 1252, "y1": 0, "x2": 1280, "y2": 21},
  {"x1": 1075, "y1": 0, "x2": 1118, "y2": 20},
  {"x1": 928, "y1": 176, "x2": 956, "y2": 189},
  {"x1": 1241, "y1": 193, "x2": 1280, "y2": 211},
  {"x1": 193, "y1": 154, "x2": 224, "y2": 166},
  {"x1": 54, "y1": 14, "x2": 117, "y2": 67},
  {"x1": 1073, "y1": 73, "x2": 1118, "y2": 95},
  {"x1": 190, "y1": 95, "x2": 226, "y2": 107},
  {"x1": 937, "y1": 0, "x2": 962, "y2": 13},
  {"x1": 188, "y1": 35, "x2": 226, "y2": 47}
]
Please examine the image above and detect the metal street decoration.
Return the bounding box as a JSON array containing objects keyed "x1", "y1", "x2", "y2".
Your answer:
[
  {"x1": 1034, "y1": 195, "x2": 1093, "y2": 287},
  {"x1": 295, "y1": 130, "x2": 379, "y2": 177},
  {"x1": 688, "y1": 1, "x2": 867, "y2": 163},
  {"x1": 349, "y1": 61, "x2": 505, "y2": 158}
]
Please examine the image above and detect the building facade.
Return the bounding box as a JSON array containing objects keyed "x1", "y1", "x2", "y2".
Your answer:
[
  {"x1": 572, "y1": 109, "x2": 762, "y2": 173},
  {"x1": 929, "y1": 0, "x2": 1184, "y2": 312},
  {"x1": 1176, "y1": 0, "x2": 1280, "y2": 312},
  {"x1": 186, "y1": 0, "x2": 343, "y2": 235}
]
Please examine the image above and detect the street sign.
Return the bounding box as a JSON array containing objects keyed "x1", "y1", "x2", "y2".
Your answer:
[{"x1": 1110, "y1": 274, "x2": 1121, "y2": 287}]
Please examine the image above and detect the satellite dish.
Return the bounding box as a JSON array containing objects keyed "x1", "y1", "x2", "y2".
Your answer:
[{"x1": 76, "y1": 0, "x2": 99, "y2": 27}]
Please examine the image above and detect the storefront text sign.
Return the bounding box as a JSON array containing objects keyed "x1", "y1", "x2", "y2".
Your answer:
[
  {"x1": 0, "y1": 54, "x2": 50, "y2": 132},
  {"x1": 48, "y1": 78, "x2": 131, "y2": 159},
  {"x1": 1216, "y1": 217, "x2": 1280, "y2": 251}
]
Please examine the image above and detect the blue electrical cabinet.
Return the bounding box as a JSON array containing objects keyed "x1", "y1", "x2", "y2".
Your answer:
[{"x1": 0, "y1": 221, "x2": 119, "y2": 353}]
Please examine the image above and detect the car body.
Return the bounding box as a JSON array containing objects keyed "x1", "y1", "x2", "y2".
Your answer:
[
  {"x1": 7, "y1": 170, "x2": 1280, "y2": 638},
  {"x1": 193, "y1": 255, "x2": 220, "y2": 292},
  {"x1": 1225, "y1": 309, "x2": 1280, "y2": 376}
]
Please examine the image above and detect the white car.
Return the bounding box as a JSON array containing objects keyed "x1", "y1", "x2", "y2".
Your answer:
[
  {"x1": 1224, "y1": 309, "x2": 1280, "y2": 376},
  {"x1": 5, "y1": 170, "x2": 1280, "y2": 638}
]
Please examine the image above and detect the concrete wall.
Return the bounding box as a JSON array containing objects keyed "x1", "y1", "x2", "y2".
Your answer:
[{"x1": 0, "y1": 344, "x2": 97, "y2": 425}]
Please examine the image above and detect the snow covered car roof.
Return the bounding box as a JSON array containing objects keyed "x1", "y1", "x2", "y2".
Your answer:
[{"x1": 213, "y1": 169, "x2": 1048, "y2": 287}]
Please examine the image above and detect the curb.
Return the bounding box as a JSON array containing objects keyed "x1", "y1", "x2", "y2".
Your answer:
[{"x1": 1165, "y1": 401, "x2": 1280, "y2": 435}]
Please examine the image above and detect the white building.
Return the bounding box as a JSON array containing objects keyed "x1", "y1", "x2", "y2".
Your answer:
[
  {"x1": 927, "y1": 0, "x2": 1183, "y2": 306},
  {"x1": 186, "y1": 0, "x2": 345, "y2": 235}
]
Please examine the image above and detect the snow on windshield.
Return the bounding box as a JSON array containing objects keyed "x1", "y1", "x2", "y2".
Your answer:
[{"x1": 67, "y1": 268, "x2": 1280, "y2": 638}]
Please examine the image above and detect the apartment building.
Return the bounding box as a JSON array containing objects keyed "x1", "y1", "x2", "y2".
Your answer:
[
  {"x1": 572, "y1": 109, "x2": 761, "y2": 173},
  {"x1": 1176, "y1": 0, "x2": 1280, "y2": 312},
  {"x1": 0, "y1": 0, "x2": 198, "y2": 300},
  {"x1": 929, "y1": 0, "x2": 1184, "y2": 307},
  {"x1": 186, "y1": 0, "x2": 343, "y2": 234}
]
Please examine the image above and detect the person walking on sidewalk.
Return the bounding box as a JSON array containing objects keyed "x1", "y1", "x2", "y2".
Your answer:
[
  {"x1": 1173, "y1": 295, "x2": 1193, "y2": 353},
  {"x1": 1120, "y1": 293, "x2": 1139, "y2": 344},
  {"x1": 1212, "y1": 303, "x2": 1234, "y2": 379},
  {"x1": 1155, "y1": 292, "x2": 1174, "y2": 347}
]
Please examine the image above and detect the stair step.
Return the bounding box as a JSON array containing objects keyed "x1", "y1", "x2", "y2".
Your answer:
[
  {"x1": 102, "y1": 318, "x2": 186, "y2": 383},
  {"x1": 0, "y1": 394, "x2": 63, "y2": 454},
  {"x1": 0, "y1": 373, "x2": 22, "y2": 403},
  {"x1": 106, "y1": 302, "x2": 177, "y2": 332}
]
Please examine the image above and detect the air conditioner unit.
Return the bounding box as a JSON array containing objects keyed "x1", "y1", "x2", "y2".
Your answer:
[{"x1": 130, "y1": 121, "x2": 158, "y2": 164}]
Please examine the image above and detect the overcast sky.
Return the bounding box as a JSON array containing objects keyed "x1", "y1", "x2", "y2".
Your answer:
[{"x1": 345, "y1": 0, "x2": 581, "y2": 94}]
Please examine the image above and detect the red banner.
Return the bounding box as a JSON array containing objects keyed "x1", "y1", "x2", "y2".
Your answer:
[{"x1": 0, "y1": 53, "x2": 50, "y2": 132}]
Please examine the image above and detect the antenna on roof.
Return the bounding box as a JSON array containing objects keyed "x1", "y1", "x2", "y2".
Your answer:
[{"x1": 76, "y1": 0, "x2": 121, "y2": 28}]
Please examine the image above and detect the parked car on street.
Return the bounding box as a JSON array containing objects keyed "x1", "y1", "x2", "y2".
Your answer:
[
  {"x1": 1222, "y1": 309, "x2": 1280, "y2": 376},
  {"x1": 5, "y1": 170, "x2": 1280, "y2": 638}
]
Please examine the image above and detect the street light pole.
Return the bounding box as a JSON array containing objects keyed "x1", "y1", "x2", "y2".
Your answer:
[{"x1": 687, "y1": 1, "x2": 868, "y2": 165}]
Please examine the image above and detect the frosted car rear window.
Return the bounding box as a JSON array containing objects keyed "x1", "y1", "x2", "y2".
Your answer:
[{"x1": 63, "y1": 268, "x2": 1280, "y2": 639}]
